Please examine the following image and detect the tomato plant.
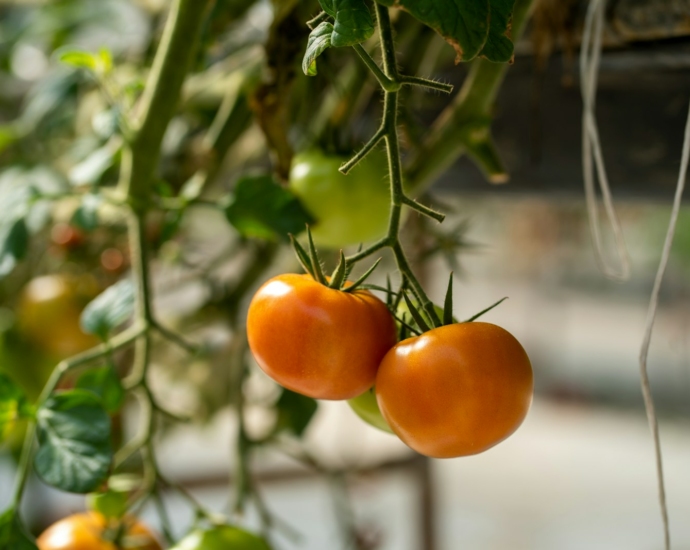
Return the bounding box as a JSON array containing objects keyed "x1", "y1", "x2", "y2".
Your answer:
[
  {"x1": 36, "y1": 513, "x2": 161, "y2": 550},
  {"x1": 247, "y1": 273, "x2": 397, "y2": 400},
  {"x1": 288, "y1": 149, "x2": 390, "y2": 248},
  {"x1": 376, "y1": 322, "x2": 533, "y2": 458},
  {"x1": 0, "y1": 0, "x2": 538, "y2": 546},
  {"x1": 170, "y1": 525, "x2": 271, "y2": 550}
]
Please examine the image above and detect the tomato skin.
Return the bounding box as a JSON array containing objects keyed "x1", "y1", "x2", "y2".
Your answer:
[
  {"x1": 37, "y1": 513, "x2": 161, "y2": 550},
  {"x1": 170, "y1": 525, "x2": 271, "y2": 550},
  {"x1": 288, "y1": 150, "x2": 390, "y2": 248},
  {"x1": 376, "y1": 322, "x2": 533, "y2": 458},
  {"x1": 247, "y1": 274, "x2": 397, "y2": 400}
]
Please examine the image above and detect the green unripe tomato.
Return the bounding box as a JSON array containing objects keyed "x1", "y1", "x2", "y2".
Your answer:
[
  {"x1": 170, "y1": 526, "x2": 271, "y2": 550},
  {"x1": 86, "y1": 489, "x2": 128, "y2": 520},
  {"x1": 348, "y1": 387, "x2": 393, "y2": 433},
  {"x1": 289, "y1": 149, "x2": 390, "y2": 248}
]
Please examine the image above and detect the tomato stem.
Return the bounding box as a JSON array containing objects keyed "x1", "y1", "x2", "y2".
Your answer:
[{"x1": 340, "y1": 4, "x2": 450, "y2": 328}]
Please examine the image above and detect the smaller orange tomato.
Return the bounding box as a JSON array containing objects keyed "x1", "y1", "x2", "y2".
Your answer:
[
  {"x1": 37, "y1": 512, "x2": 161, "y2": 550},
  {"x1": 247, "y1": 274, "x2": 397, "y2": 400},
  {"x1": 376, "y1": 322, "x2": 533, "y2": 458}
]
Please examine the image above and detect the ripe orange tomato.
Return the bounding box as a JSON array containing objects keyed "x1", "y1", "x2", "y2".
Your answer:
[
  {"x1": 16, "y1": 275, "x2": 100, "y2": 359},
  {"x1": 37, "y1": 512, "x2": 162, "y2": 550},
  {"x1": 376, "y1": 322, "x2": 533, "y2": 458},
  {"x1": 247, "y1": 273, "x2": 397, "y2": 400}
]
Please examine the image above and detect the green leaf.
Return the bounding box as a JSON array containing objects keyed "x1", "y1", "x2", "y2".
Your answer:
[
  {"x1": 0, "y1": 125, "x2": 17, "y2": 154},
  {"x1": 68, "y1": 143, "x2": 119, "y2": 187},
  {"x1": 0, "y1": 373, "x2": 33, "y2": 441},
  {"x1": 225, "y1": 175, "x2": 314, "y2": 241},
  {"x1": 70, "y1": 194, "x2": 101, "y2": 232},
  {"x1": 478, "y1": 0, "x2": 515, "y2": 62},
  {"x1": 0, "y1": 219, "x2": 29, "y2": 278},
  {"x1": 0, "y1": 509, "x2": 39, "y2": 550},
  {"x1": 80, "y1": 279, "x2": 135, "y2": 339},
  {"x1": 275, "y1": 389, "x2": 318, "y2": 437},
  {"x1": 58, "y1": 48, "x2": 112, "y2": 75},
  {"x1": 319, "y1": 0, "x2": 337, "y2": 18},
  {"x1": 76, "y1": 367, "x2": 124, "y2": 414},
  {"x1": 303, "y1": 22, "x2": 333, "y2": 76},
  {"x1": 97, "y1": 48, "x2": 113, "y2": 74},
  {"x1": 376, "y1": 0, "x2": 515, "y2": 63},
  {"x1": 59, "y1": 50, "x2": 98, "y2": 70},
  {"x1": 334, "y1": 0, "x2": 375, "y2": 47},
  {"x1": 320, "y1": 0, "x2": 375, "y2": 48},
  {"x1": 160, "y1": 210, "x2": 184, "y2": 243},
  {"x1": 34, "y1": 390, "x2": 112, "y2": 494}
]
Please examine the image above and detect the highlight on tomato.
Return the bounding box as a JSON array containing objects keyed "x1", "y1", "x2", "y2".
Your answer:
[
  {"x1": 288, "y1": 149, "x2": 390, "y2": 248},
  {"x1": 375, "y1": 321, "x2": 533, "y2": 458},
  {"x1": 247, "y1": 273, "x2": 397, "y2": 400},
  {"x1": 36, "y1": 512, "x2": 162, "y2": 550}
]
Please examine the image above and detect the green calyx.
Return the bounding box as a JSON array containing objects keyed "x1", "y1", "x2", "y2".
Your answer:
[
  {"x1": 290, "y1": 226, "x2": 381, "y2": 293},
  {"x1": 395, "y1": 273, "x2": 509, "y2": 336}
]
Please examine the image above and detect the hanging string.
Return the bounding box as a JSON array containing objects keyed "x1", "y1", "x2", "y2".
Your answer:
[
  {"x1": 638, "y1": 99, "x2": 690, "y2": 550},
  {"x1": 580, "y1": 0, "x2": 631, "y2": 282}
]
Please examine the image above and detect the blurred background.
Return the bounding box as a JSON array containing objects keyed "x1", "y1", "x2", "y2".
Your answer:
[{"x1": 1, "y1": 0, "x2": 690, "y2": 549}]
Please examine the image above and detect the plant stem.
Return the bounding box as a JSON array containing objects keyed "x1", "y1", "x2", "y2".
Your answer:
[
  {"x1": 122, "y1": 0, "x2": 213, "y2": 204},
  {"x1": 344, "y1": 3, "x2": 444, "y2": 327}
]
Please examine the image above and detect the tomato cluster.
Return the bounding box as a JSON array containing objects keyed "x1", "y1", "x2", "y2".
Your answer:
[
  {"x1": 247, "y1": 273, "x2": 534, "y2": 458},
  {"x1": 37, "y1": 512, "x2": 162, "y2": 550}
]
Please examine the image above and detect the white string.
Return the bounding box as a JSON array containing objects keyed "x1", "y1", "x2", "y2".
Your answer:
[
  {"x1": 638, "y1": 99, "x2": 690, "y2": 550},
  {"x1": 580, "y1": 0, "x2": 631, "y2": 282}
]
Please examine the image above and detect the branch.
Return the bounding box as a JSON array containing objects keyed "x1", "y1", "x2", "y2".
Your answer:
[{"x1": 122, "y1": 0, "x2": 213, "y2": 203}]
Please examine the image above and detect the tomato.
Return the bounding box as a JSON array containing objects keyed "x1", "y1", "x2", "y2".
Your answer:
[
  {"x1": 247, "y1": 273, "x2": 397, "y2": 400},
  {"x1": 37, "y1": 513, "x2": 161, "y2": 550},
  {"x1": 348, "y1": 386, "x2": 393, "y2": 433},
  {"x1": 376, "y1": 322, "x2": 533, "y2": 458},
  {"x1": 16, "y1": 275, "x2": 100, "y2": 359},
  {"x1": 288, "y1": 150, "x2": 390, "y2": 248},
  {"x1": 170, "y1": 525, "x2": 271, "y2": 550}
]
